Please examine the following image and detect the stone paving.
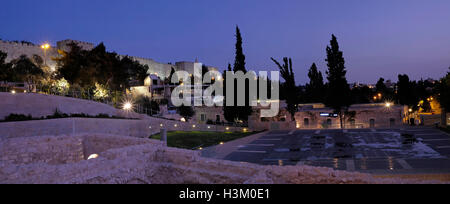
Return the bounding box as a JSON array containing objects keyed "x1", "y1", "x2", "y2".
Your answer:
[{"x1": 218, "y1": 127, "x2": 450, "y2": 174}]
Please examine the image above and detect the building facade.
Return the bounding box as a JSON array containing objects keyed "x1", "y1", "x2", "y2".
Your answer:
[{"x1": 294, "y1": 103, "x2": 407, "y2": 129}]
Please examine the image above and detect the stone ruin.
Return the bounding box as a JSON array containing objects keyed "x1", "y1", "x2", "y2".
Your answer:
[{"x1": 0, "y1": 134, "x2": 442, "y2": 184}]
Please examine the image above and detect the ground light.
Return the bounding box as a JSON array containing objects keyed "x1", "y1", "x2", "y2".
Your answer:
[{"x1": 87, "y1": 154, "x2": 99, "y2": 160}]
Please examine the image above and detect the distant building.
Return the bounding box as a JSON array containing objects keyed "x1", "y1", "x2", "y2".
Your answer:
[{"x1": 294, "y1": 103, "x2": 407, "y2": 129}]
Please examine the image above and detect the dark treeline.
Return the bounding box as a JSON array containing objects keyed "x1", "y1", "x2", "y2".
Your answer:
[{"x1": 222, "y1": 27, "x2": 449, "y2": 125}]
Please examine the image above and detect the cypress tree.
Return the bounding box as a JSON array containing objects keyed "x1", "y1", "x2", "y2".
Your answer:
[
  {"x1": 223, "y1": 26, "x2": 252, "y2": 123},
  {"x1": 306, "y1": 63, "x2": 325, "y2": 103},
  {"x1": 324, "y1": 35, "x2": 352, "y2": 129}
]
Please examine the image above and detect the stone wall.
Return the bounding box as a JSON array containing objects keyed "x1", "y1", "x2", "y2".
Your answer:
[
  {"x1": 128, "y1": 56, "x2": 175, "y2": 79},
  {"x1": 295, "y1": 105, "x2": 406, "y2": 129},
  {"x1": 0, "y1": 118, "x2": 148, "y2": 140},
  {"x1": 0, "y1": 40, "x2": 58, "y2": 70},
  {"x1": 0, "y1": 116, "x2": 252, "y2": 140},
  {"x1": 0, "y1": 135, "x2": 84, "y2": 165},
  {"x1": 142, "y1": 115, "x2": 251, "y2": 136},
  {"x1": 0, "y1": 93, "x2": 126, "y2": 119},
  {"x1": 0, "y1": 134, "x2": 438, "y2": 184}
]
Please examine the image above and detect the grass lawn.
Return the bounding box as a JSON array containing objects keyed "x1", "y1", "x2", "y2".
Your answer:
[
  {"x1": 150, "y1": 131, "x2": 258, "y2": 150},
  {"x1": 440, "y1": 126, "x2": 450, "y2": 134}
]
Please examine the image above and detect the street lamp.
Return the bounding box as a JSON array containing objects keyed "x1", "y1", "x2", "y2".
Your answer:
[
  {"x1": 41, "y1": 43, "x2": 50, "y2": 66},
  {"x1": 385, "y1": 102, "x2": 392, "y2": 108},
  {"x1": 123, "y1": 102, "x2": 133, "y2": 111}
]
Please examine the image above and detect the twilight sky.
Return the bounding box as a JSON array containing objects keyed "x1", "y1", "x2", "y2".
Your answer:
[{"x1": 1, "y1": 0, "x2": 450, "y2": 84}]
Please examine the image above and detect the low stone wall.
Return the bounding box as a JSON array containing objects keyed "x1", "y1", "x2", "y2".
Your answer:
[
  {"x1": 0, "y1": 118, "x2": 148, "y2": 140},
  {"x1": 142, "y1": 116, "x2": 251, "y2": 135},
  {"x1": 0, "y1": 117, "x2": 251, "y2": 140},
  {"x1": 0, "y1": 134, "x2": 440, "y2": 184},
  {"x1": 0, "y1": 135, "x2": 84, "y2": 165}
]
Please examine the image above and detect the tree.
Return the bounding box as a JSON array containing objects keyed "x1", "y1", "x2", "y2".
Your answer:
[
  {"x1": 350, "y1": 85, "x2": 373, "y2": 104},
  {"x1": 324, "y1": 35, "x2": 352, "y2": 129},
  {"x1": 397, "y1": 74, "x2": 416, "y2": 106},
  {"x1": 177, "y1": 105, "x2": 195, "y2": 121},
  {"x1": 233, "y1": 26, "x2": 246, "y2": 73},
  {"x1": 271, "y1": 57, "x2": 298, "y2": 120},
  {"x1": 223, "y1": 26, "x2": 252, "y2": 123},
  {"x1": 437, "y1": 68, "x2": 450, "y2": 112},
  {"x1": 0, "y1": 50, "x2": 11, "y2": 83},
  {"x1": 55, "y1": 42, "x2": 149, "y2": 100},
  {"x1": 55, "y1": 42, "x2": 86, "y2": 86},
  {"x1": 10, "y1": 55, "x2": 44, "y2": 92},
  {"x1": 306, "y1": 63, "x2": 325, "y2": 103},
  {"x1": 375, "y1": 78, "x2": 387, "y2": 96},
  {"x1": 136, "y1": 96, "x2": 160, "y2": 116}
]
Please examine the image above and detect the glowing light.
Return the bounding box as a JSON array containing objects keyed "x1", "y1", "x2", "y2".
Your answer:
[
  {"x1": 243, "y1": 128, "x2": 248, "y2": 132},
  {"x1": 41, "y1": 43, "x2": 50, "y2": 50},
  {"x1": 226, "y1": 127, "x2": 230, "y2": 131},
  {"x1": 409, "y1": 109, "x2": 413, "y2": 113},
  {"x1": 385, "y1": 102, "x2": 392, "y2": 108},
  {"x1": 11, "y1": 90, "x2": 16, "y2": 94},
  {"x1": 378, "y1": 93, "x2": 382, "y2": 97},
  {"x1": 174, "y1": 124, "x2": 178, "y2": 127},
  {"x1": 219, "y1": 142, "x2": 224, "y2": 145},
  {"x1": 198, "y1": 147, "x2": 203, "y2": 150},
  {"x1": 93, "y1": 83, "x2": 109, "y2": 100},
  {"x1": 192, "y1": 125, "x2": 196, "y2": 128},
  {"x1": 87, "y1": 154, "x2": 99, "y2": 160},
  {"x1": 207, "y1": 126, "x2": 211, "y2": 129},
  {"x1": 123, "y1": 102, "x2": 133, "y2": 110},
  {"x1": 160, "y1": 124, "x2": 163, "y2": 127},
  {"x1": 180, "y1": 118, "x2": 186, "y2": 122},
  {"x1": 296, "y1": 124, "x2": 300, "y2": 129}
]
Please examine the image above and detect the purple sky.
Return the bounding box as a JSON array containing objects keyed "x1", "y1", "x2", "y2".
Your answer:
[{"x1": 1, "y1": 0, "x2": 449, "y2": 84}]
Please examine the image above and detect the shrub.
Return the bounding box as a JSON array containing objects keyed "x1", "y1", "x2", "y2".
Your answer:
[
  {"x1": 3, "y1": 114, "x2": 33, "y2": 122},
  {"x1": 206, "y1": 119, "x2": 214, "y2": 125}
]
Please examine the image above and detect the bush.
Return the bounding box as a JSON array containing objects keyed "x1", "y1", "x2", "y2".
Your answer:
[
  {"x1": 46, "y1": 108, "x2": 69, "y2": 119},
  {"x1": 206, "y1": 119, "x2": 214, "y2": 125},
  {"x1": 3, "y1": 114, "x2": 33, "y2": 122}
]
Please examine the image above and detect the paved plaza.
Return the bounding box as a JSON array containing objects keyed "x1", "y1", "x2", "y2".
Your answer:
[{"x1": 221, "y1": 127, "x2": 450, "y2": 174}]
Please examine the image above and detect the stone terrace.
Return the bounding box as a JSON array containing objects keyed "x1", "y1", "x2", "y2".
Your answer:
[{"x1": 0, "y1": 134, "x2": 443, "y2": 184}]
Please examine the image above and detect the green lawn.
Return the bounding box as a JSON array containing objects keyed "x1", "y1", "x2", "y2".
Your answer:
[
  {"x1": 150, "y1": 131, "x2": 258, "y2": 150},
  {"x1": 440, "y1": 126, "x2": 450, "y2": 134}
]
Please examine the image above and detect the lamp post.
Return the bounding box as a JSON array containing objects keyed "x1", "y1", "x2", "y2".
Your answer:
[{"x1": 41, "y1": 43, "x2": 50, "y2": 66}]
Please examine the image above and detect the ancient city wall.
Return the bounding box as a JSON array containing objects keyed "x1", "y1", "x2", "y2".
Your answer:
[
  {"x1": 0, "y1": 134, "x2": 437, "y2": 184},
  {"x1": 0, "y1": 40, "x2": 58, "y2": 68}
]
